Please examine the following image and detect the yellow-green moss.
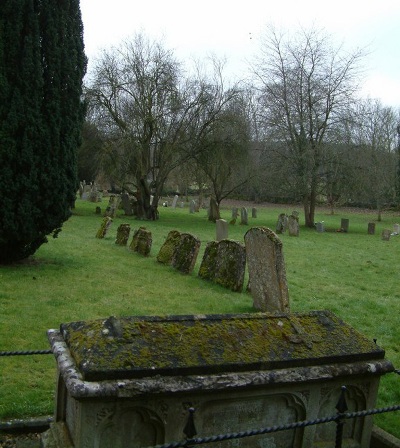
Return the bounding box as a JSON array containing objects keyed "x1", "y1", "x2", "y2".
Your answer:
[{"x1": 61, "y1": 311, "x2": 384, "y2": 381}]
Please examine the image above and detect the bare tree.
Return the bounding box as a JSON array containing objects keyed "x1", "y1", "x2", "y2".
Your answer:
[
  {"x1": 85, "y1": 34, "x2": 232, "y2": 219},
  {"x1": 251, "y1": 26, "x2": 365, "y2": 226},
  {"x1": 343, "y1": 99, "x2": 399, "y2": 219}
]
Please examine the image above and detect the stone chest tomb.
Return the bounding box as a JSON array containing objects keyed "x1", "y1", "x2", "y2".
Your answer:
[{"x1": 43, "y1": 312, "x2": 393, "y2": 447}]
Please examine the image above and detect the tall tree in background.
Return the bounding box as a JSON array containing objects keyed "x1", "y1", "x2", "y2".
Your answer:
[
  {"x1": 252, "y1": 26, "x2": 364, "y2": 227},
  {"x1": 0, "y1": 0, "x2": 86, "y2": 263}
]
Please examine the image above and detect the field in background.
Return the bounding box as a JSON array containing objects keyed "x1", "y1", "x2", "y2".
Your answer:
[{"x1": 1, "y1": 198, "x2": 400, "y2": 437}]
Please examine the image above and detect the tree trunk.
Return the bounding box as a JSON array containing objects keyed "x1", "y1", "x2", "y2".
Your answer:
[{"x1": 208, "y1": 197, "x2": 221, "y2": 222}]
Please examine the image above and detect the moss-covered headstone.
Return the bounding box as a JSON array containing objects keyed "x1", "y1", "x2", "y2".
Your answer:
[
  {"x1": 198, "y1": 239, "x2": 246, "y2": 292},
  {"x1": 115, "y1": 223, "x2": 131, "y2": 246},
  {"x1": 156, "y1": 230, "x2": 181, "y2": 264},
  {"x1": 129, "y1": 227, "x2": 152, "y2": 256},
  {"x1": 95, "y1": 217, "x2": 112, "y2": 239},
  {"x1": 171, "y1": 233, "x2": 201, "y2": 274}
]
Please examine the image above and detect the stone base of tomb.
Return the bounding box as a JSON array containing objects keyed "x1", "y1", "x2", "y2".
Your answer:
[{"x1": 42, "y1": 312, "x2": 394, "y2": 448}]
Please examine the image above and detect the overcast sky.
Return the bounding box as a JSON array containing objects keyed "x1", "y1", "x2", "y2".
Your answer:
[{"x1": 80, "y1": 0, "x2": 400, "y2": 107}]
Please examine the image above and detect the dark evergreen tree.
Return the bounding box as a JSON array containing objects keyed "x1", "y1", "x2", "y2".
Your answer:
[{"x1": 0, "y1": 0, "x2": 86, "y2": 263}]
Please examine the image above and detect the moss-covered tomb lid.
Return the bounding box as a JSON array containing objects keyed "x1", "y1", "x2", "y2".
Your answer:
[{"x1": 60, "y1": 311, "x2": 385, "y2": 381}]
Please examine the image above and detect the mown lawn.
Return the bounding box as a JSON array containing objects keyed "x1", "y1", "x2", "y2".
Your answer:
[{"x1": 1, "y1": 198, "x2": 399, "y2": 437}]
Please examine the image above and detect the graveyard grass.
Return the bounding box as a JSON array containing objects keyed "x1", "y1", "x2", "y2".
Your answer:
[{"x1": 1, "y1": 199, "x2": 400, "y2": 438}]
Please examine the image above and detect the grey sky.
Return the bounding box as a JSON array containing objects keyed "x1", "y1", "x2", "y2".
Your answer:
[{"x1": 80, "y1": 0, "x2": 400, "y2": 107}]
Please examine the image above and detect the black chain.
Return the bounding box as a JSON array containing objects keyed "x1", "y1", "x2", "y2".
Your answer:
[
  {"x1": 0, "y1": 350, "x2": 52, "y2": 356},
  {"x1": 147, "y1": 404, "x2": 400, "y2": 448}
]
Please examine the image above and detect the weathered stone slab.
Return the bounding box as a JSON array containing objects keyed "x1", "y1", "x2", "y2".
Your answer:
[
  {"x1": 156, "y1": 230, "x2": 181, "y2": 265},
  {"x1": 198, "y1": 241, "x2": 219, "y2": 281},
  {"x1": 95, "y1": 217, "x2": 112, "y2": 239},
  {"x1": 216, "y1": 219, "x2": 228, "y2": 241},
  {"x1": 104, "y1": 194, "x2": 120, "y2": 218},
  {"x1": 341, "y1": 218, "x2": 349, "y2": 232},
  {"x1": 115, "y1": 223, "x2": 130, "y2": 246},
  {"x1": 244, "y1": 227, "x2": 290, "y2": 312},
  {"x1": 45, "y1": 311, "x2": 394, "y2": 448},
  {"x1": 171, "y1": 233, "x2": 201, "y2": 274},
  {"x1": 288, "y1": 214, "x2": 299, "y2": 236},
  {"x1": 129, "y1": 226, "x2": 152, "y2": 256},
  {"x1": 276, "y1": 213, "x2": 288, "y2": 234},
  {"x1": 240, "y1": 207, "x2": 248, "y2": 225},
  {"x1": 57, "y1": 311, "x2": 386, "y2": 382},
  {"x1": 198, "y1": 240, "x2": 245, "y2": 292},
  {"x1": 368, "y1": 222, "x2": 375, "y2": 234}
]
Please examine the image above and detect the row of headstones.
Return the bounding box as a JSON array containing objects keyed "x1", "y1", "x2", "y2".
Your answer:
[
  {"x1": 95, "y1": 218, "x2": 289, "y2": 313},
  {"x1": 275, "y1": 211, "x2": 300, "y2": 236}
]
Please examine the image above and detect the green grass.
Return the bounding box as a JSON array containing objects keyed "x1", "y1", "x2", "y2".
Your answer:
[{"x1": 1, "y1": 199, "x2": 400, "y2": 437}]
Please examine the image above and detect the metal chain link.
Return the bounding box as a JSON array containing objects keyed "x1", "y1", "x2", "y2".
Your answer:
[{"x1": 0, "y1": 350, "x2": 52, "y2": 356}]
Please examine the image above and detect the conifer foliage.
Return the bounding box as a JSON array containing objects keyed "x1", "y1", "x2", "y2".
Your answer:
[{"x1": 0, "y1": 0, "x2": 86, "y2": 263}]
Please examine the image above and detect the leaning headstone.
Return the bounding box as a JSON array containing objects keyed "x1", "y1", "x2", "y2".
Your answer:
[
  {"x1": 393, "y1": 223, "x2": 400, "y2": 235},
  {"x1": 216, "y1": 219, "x2": 228, "y2": 241},
  {"x1": 198, "y1": 241, "x2": 219, "y2": 281},
  {"x1": 157, "y1": 230, "x2": 181, "y2": 265},
  {"x1": 341, "y1": 218, "x2": 349, "y2": 233},
  {"x1": 316, "y1": 222, "x2": 324, "y2": 233},
  {"x1": 95, "y1": 217, "x2": 112, "y2": 239},
  {"x1": 198, "y1": 240, "x2": 246, "y2": 292},
  {"x1": 240, "y1": 207, "x2": 248, "y2": 225},
  {"x1": 171, "y1": 233, "x2": 201, "y2": 274},
  {"x1": 244, "y1": 227, "x2": 290, "y2": 313},
  {"x1": 171, "y1": 195, "x2": 179, "y2": 208},
  {"x1": 115, "y1": 224, "x2": 130, "y2": 246},
  {"x1": 368, "y1": 222, "x2": 376, "y2": 235},
  {"x1": 288, "y1": 214, "x2": 299, "y2": 237},
  {"x1": 276, "y1": 213, "x2": 288, "y2": 234},
  {"x1": 252, "y1": 207, "x2": 257, "y2": 218},
  {"x1": 104, "y1": 195, "x2": 120, "y2": 218},
  {"x1": 189, "y1": 200, "x2": 196, "y2": 214},
  {"x1": 129, "y1": 227, "x2": 152, "y2": 256},
  {"x1": 382, "y1": 229, "x2": 391, "y2": 241},
  {"x1": 214, "y1": 240, "x2": 246, "y2": 292}
]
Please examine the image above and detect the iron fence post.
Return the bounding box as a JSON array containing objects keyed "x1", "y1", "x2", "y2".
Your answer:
[{"x1": 335, "y1": 386, "x2": 348, "y2": 448}]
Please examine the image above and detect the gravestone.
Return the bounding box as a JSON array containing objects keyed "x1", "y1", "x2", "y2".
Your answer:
[
  {"x1": 171, "y1": 233, "x2": 201, "y2": 274},
  {"x1": 393, "y1": 223, "x2": 400, "y2": 234},
  {"x1": 81, "y1": 184, "x2": 91, "y2": 200},
  {"x1": 244, "y1": 227, "x2": 290, "y2": 312},
  {"x1": 180, "y1": 201, "x2": 185, "y2": 208},
  {"x1": 276, "y1": 213, "x2": 288, "y2": 234},
  {"x1": 368, "y1": 222, "x2": 376, "y2": 235},
  {"x1": 115, "y1": 224, "x2": 130, "y2": 246},
  {"x1": 198, "y1": 241, "x2": 218, "y2": 282},
  {"x1": 120, "y1": 192, "x2": 134, "y2": 216},
  {"x1": 95, "y1": 206, "x2": 101, "y2": 215},
  {"x1": 216, "y1": 219, "x2": 228, "y2": 241},
  {"x1": 189, "y1": 200, "x2": 196, "y2": 214},
  {"x1": 251, "y1": 207, "x2": 257, "y2": 218},
  {"x1": 288, "y1": 214, "x2": 299, "y2": 236},
  {"x1": 199, "y1": 240, "x2": 246, "y2": 292},
  {"x1": 129, "y1": 227, "x2": 152, "y2": 256},
  {"x1": 231, "y1": 207, "x2": 239, "y2": 219},
  {"x1": 341, "y1": 218, "x2": 349, "y2": 233},
  {"x1": 95, "y1": 217, "x2": 112, "y2": 239},
  {"x1": 171, "y1": 195, "x2": 179, "y2": 208},
  {"x1": 240, "y1": 207, "x2": 248, "y2": 225},
  {"x1": 104, "y1": 195, "x2": 120, "y2": 218},
  {"x1": 157, "y1": 230, "x2": 181, "y2": 265},
  {"x1": 316, "y1": 222, "x2": 324, "y2": 233},
  {"x1": 89, "y1": 184, "x2": 100, "y2": 203},
  {"x1": 44, "y1": 312, "x2": 394, "y2": 448},
  {"x1": 382, "y1": 229, "x2": 391, "y2": 241}
]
